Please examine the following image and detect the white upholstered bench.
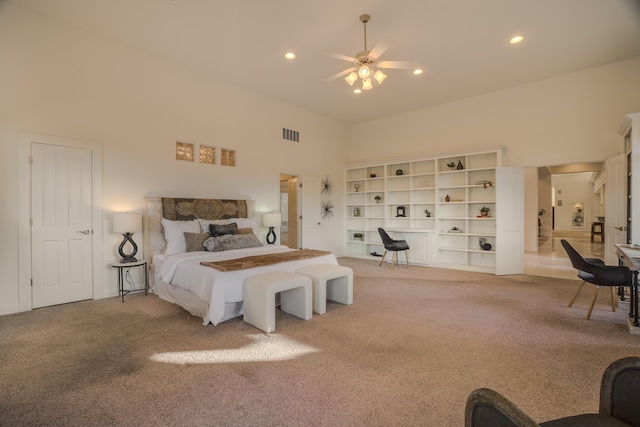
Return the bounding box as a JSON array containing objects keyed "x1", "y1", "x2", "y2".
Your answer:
[
  {"x1": 295, "y1": 264, "x2": 353, "y2": 315},
  {"x1": 242, "y1": 271, "x2": 312, "y2": 333}
]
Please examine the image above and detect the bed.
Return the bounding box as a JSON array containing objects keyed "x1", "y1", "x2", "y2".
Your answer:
[{"x1": 143, "y1": 197, "x2": 339, "y2": 325}]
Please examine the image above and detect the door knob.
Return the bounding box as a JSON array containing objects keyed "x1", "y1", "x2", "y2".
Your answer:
[
  {"x1": 614, "y1": 226, "x2": 626, "y2": 231},
  {"x1": 77, "y1": 230, "x2": 91, "y2": 235}
]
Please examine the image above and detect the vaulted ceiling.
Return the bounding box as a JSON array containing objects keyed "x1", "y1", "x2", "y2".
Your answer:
[{"x1": 10, "y1": 0, "x2": 640, "y2": 124}]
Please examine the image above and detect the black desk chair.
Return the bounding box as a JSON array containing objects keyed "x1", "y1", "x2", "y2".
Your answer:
[
  {"x1": 465, "y1": 357, "x2": 640, "y2": 427},
  {"x1": 377, "y1": 228, "x2": 410, "y2": 268},
  {"x1": 561, "y1": 239, "x2": 632, "y2": 320}
]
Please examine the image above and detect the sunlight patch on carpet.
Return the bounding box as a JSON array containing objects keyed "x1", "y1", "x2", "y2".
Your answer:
[{"x1": 149, "y1": 334, "x2": 320, "y2": 364}]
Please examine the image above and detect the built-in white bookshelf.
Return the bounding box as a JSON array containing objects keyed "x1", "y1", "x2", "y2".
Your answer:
[{"x1": 346, "y1": 147, "x2": 524, "y2": 274}]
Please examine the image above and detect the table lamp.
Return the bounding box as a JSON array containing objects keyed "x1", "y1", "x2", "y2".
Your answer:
[
  {"x1": 113, "y1": 212, "x2": 142, "y2": 263},
  {"x1": 263, "y1": 213, "x2": 281, "y2": 245}
]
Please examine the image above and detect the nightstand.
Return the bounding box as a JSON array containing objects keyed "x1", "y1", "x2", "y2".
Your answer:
[{"x1": 111, "y1": 259, "x2": 148, "y2": 302}]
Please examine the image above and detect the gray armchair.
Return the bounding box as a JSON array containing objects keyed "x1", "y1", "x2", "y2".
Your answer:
[{"x1": 465, "y1": 357, "x2": 640, "y2": 427}]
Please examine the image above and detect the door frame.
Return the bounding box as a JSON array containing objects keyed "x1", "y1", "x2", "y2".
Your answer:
[{"x1": 18, "y1": 132, "x2": 103, "y2": 312}]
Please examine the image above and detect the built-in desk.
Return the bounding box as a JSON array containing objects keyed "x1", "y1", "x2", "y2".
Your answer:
[
  {"x1": 614, "y1": 244, "x2": 640, "y2": 334},
  {"x1": 386, "y1": 229, "x2": 434, "y2": 266}
]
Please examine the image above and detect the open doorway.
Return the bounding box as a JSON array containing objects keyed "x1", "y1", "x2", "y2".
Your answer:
[
  {"x1": 537, "y1": 163, "x2": 604, "y2": 240},
  {"x1": 280, "y1": 174, "x2": 299, "y2": 248},
  {"x1": 526, "y1": 162, "x2": 606, "y2": 278}
]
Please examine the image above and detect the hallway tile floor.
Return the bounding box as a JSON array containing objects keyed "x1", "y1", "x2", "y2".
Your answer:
[{"x1": 524, "y1": 231, "x2": 604, "y2": 280}]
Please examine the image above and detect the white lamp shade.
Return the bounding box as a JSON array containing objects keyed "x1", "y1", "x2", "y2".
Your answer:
[
  {"x1": 358, "y1": 65, "x2": 370, "y2": 79},
  {"x1": 344, "y1": 72, "x2": 358, "y2": 86},
  {"x1": 374, "y1": 70, "x2": 387, "y2": 84},
  {"x1": 362, "y1": 78, "x2": 373, "y2": 91},
  {"x1": 263, "y1": 213, "x2": 282, "y2": 228},
  {"x1": 113, "y1": 212, "x2": 142, "y2": 233}
]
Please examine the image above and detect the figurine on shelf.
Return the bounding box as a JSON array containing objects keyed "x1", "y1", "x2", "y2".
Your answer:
[
  {"x1": 354, "y1": 183, "x2": 360, "y2": 192},
  {"x1": 446, "y1": 162, "x2": 456, "y2": 170},
  {"x1": 456, "y1": 160, "x2": 464, "y2": 170},
  {"x1": 445, "y1": 195, "x2": 451, "y2": 202},
  {"x1": 425, "y1": 209, "x2": 431, "y2": 217}
]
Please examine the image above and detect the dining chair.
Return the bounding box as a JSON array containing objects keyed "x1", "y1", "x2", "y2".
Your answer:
[
  {"x1": 377, "y1": 228, "x2": 410, "y2": 268},
  {"x1": 561, "y1": 239, "x2": 632, "y2": 320}
]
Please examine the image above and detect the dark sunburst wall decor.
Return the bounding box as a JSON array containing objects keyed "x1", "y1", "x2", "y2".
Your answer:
[
  {"x1": 321, "y1": 176, "x2": 334, "y2": 195},
  {"x1": 320, "y1": 175, "x2": 335, "y2": 220},
  {"x1": 321, "y1": 200, "x2": 334, "y2": 219}
]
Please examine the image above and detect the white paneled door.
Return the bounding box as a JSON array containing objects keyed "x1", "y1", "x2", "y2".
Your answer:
[
  {"x1": 604, "y1": 153, "x2": 627, "y2": 265},
  {"x1": 300, "y1": 176, "x2": 322, "y2": 250},
  {"x1": 495, "y1": 167, "x2": 525, "y2": 275},
  {"x1": 31, "y1": 143, "x2": 93, "y2": 308}
]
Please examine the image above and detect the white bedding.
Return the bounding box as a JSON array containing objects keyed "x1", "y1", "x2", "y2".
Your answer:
[{"x1": 153, "y1": 245, "x2": 338, "y2": 325}]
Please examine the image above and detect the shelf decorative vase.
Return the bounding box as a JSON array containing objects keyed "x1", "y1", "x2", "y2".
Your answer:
[
  {"x1": 445, "y1": 195, "x2": 450, "y2": 202},
  {"x1": 456, "y1": 160, "x2": 464, "y2": 170}
]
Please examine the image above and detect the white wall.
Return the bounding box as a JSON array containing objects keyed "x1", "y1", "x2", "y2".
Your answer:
[
  {"x1": 524, "y1": 168, "x2": 538, "y2": 252},
  {"x1": 537, "y1": 168, "x2": 553, "y2": 237},
  {"x1": 552, "y1": 173, "x2": 600, "y2": 231},
  {"x1": 0, "y1": 3, "x2": 348, "y2": 314},
  {"x1": 348, "y1": 56, "x2": 640, "y2": 168}
]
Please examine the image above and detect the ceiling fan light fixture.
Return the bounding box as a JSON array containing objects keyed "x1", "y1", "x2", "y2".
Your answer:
[
  {"x1": 374, "y1": 70, "x2": 387, "y2": 84},
  {"x1": 413, "y1": 69, "x2": 423, "y2": 75},
  {"x1": 328, "y1": 13, "x2": 415, "y2": 92},
  {"x1": 358, "y1": 65, "x2": 370, "y2": 79},
  {"x1": 345, "y1": 72, "x2": 358, "y2": 86}
]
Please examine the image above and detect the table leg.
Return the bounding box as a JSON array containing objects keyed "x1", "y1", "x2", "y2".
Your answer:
[
  {"x1": 144, "y1": 263, "x2": 149, "y2": 296},
  {"x1": 119, "y1": 268, "x2": 124, "y2": 303},
  {"x1": 634, "y1": 271, "x2": 639, "y2": 327}
]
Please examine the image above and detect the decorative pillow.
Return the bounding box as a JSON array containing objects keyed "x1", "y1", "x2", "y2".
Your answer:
[
  {"x1": 232, "y1": 217, "x2": 259, "y2": 234},
  {"x1": 204, "y1": 234, "x2": 263, "y2": 252},
  {"x1": 197, "y1": 218, "x2": 231, "y2": 233},
  {"x1": 161, "y1": 218, "x2": 200, "y2": 255},
  {"x1": 209, "y1": 222, "x2": 238, "y2": 237},
  {"x1": 184, "y1": 232, "x2": 209, "y2": 252}
]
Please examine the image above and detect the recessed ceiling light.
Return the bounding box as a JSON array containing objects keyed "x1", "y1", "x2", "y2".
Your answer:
[
  {"x1": 285, "y1": 52, "x2": 296, "y2": 60},
  {"x1": 413, "y1": 69, "x2": 423, "y2": 75},
  {"x1": 354, "y1": 88, "x2": 362, "y2": 94},
  {"x1": 509, "y1": 35, "x2": 524, "y2": 44}
]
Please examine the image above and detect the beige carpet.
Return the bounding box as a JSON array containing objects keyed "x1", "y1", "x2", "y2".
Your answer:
[{"x1": 1, "y1": 258, "x2": 639, "y2": 426}]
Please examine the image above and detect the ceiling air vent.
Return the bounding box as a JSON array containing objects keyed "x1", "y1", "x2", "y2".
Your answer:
[{"x1": 282, "y1": 128, "x2": 300, "y2": 142}]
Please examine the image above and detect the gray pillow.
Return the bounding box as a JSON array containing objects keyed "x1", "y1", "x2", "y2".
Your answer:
[
  {"x1": 209, "y1": 222, "x2": 238, "y2": 237},
  {"x1": 204, "y1": 234, "x2": 263, "y2": 252},
  {"x1": 184, "y1": 232, "x2": 209, "y2": 252}
]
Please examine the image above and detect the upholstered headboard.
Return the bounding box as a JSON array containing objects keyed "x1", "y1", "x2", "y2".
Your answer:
[{"x1": 142, "y1": 197, "x2": 256, "y2": 265}]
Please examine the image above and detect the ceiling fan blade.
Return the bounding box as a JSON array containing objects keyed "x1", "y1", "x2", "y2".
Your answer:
[
  {"x1": 369, "y1": 38, "x2": 391, "y2": 59},
  {"x1": 325, "y1": 67, "x2": 357, "y2": 82},
  {"x1": 377, "y1": 60, "x2": 417, "y2": 69},
  {"x1": 326, "y1": 52, "x2": 358, "y2": 63}
]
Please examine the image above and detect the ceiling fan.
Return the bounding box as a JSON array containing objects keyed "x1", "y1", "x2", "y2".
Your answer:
[{"x1": 326, "y1": 14, "x2": 417, "y2": 92}]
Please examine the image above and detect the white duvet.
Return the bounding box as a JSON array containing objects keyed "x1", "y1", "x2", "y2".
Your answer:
[{"x1": 154, "y1": 245, "x2": 338, "y2": 325}]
